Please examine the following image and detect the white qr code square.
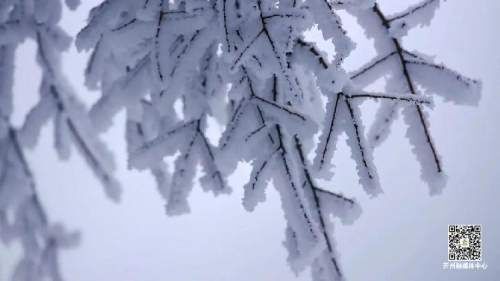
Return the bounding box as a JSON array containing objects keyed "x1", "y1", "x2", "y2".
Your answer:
[{"x1": 448, "y1": 225, "x2": 481, "y2": 261}]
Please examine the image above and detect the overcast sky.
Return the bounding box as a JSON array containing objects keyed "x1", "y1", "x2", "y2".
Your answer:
[{"x1": 1, "y1": 0, "x2": 499, "y2": 280}]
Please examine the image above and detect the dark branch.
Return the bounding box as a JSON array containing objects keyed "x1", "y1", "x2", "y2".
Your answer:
[
  {"x1": 373, "y1": 4, "x2": 442, "y2": 173},
  {"x1": 275, "y1": 125, "x2": 317, "y2": 238},
  {"x1": 387, "y1": 0, "x2": 437, "y2": 22},
  {"x1": 249, "y1": 148, "x2": 279, "y2": 190},
  {"x1": 50, "y1": 86, "x2": 117, "y2": 186},
  {"x1": 296, "y1": 39, "x2": 329, "y2": 70},
  {"x1": 252, "y1": 95, "x2": 306, "y2": 121},
  {"x1": 155, "y1": 0, "x2": 166, "y2": 81},
  {"x1": 313, "y1": 187, "x2": 355, "y2": 205},
  {"x1": 350, "y1": 51, "x2": 397, "y2": 80},
  {"x1": 196, "y1": 120, "x2": 225, "y2": 190},
  {"x1": 294, "y1": 135, "x2": 342, "y2": 277},
  {"x1": 346, "y1": 93, "x2": 431, "y2": 105},
  {"x1": 317, "y1": 93, "x2": 342, "y2": 170},
  {"x1": 344, "y1": 96, "x2": 373, "y2": 179}
]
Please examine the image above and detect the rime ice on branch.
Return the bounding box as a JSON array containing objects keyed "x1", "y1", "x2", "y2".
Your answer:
[
  {"x1": 1, "y1": 1, "x2": 117, "y2": 280},
  {"x1": 347, "y1": 1, "x2": 480, "y2": 194},
  {"x1": 0, "y1": 0, "x2": 480, "y2": 280},
  {"x1": 75, "y1": 0, "x2": 480, "y2": 280}
]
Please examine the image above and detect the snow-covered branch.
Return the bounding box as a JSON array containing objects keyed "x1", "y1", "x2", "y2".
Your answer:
[
  {"x1": 73, "y1": 0, "x2": 480, "y2": 279},
  {"x1": 1, "y1": 0, "x2": 482, "y2": 280},
  {"x1": 1, "y1": 1, "x2": 116, "y2": 280},
  {"x1": 347, "y1": 2, "x2": 480, "y2": 194}
]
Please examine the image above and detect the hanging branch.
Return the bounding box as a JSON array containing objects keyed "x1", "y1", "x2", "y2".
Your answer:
[
  {"x1": 36, "y1": 30, "x2": 120, "y2": 201},
  {"x1": 0, "y1": 0, "x2": 481, "y2": 281},
  {"x1": 347, "y1": 1, "x2": 479, "y2": 193},
  {"x1": 295, "y1": 135, "x2": 344, "y2": 279},
  {"x1": 373, "y1": 3, "x2": 442, "y2": 173},
  {"x1": 0, "y1": 2, "x2": 117, "y2": 280},
  {"x1": 0, "y1": 125, "x2": 79, "y2": 281},
  {"x1": 73, "y1": 0, "x2": 480, "y2": 280}
]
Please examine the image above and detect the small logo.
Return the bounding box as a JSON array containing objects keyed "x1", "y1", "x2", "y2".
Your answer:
[{"x1": 448, "y1": 224, "x2": 481, "y2": 261}]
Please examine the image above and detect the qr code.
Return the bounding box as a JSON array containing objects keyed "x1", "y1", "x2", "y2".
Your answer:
[{"x1": 448, "y1": 225, "x2": 481, "y2": 261}]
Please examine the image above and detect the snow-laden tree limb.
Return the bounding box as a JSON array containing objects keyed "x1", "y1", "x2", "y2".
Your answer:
[
  {"x1": 347, "y1": 1, "x2": 480, "y2": 194},
  {"x1": 74, "y1": 0, "x2": 480, "y2": 280},
  {"x1": 0, "y1": 1, "x2": 117, "y2": 280},
  {"x1": 1, "y1": 0, "x2": 482, "y2": 280}
]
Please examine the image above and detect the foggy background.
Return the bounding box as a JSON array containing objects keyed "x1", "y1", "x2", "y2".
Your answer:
[{"x1": 1, "y1": 0, "x2": 499, "y2": 280}]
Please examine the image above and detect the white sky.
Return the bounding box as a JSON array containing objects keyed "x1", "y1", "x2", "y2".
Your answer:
[{"x1": 1, "y1": 0, "x2": 500, "y2": 280}]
